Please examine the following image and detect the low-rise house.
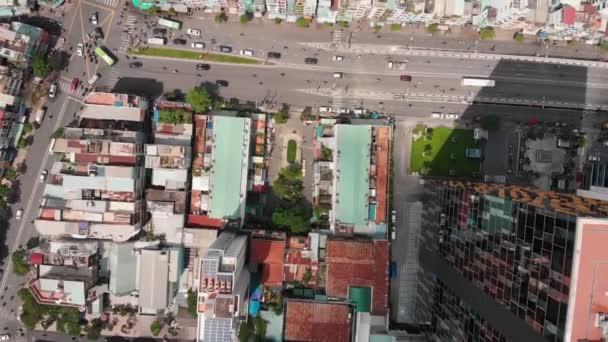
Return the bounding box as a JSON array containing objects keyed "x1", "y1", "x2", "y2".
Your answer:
[
  {"x1": 283, "y1": 299, "x2": 354, "y2": 342},
  {"x1": 188, "y1": 112, "x2": 251, "y2": 229},
  {"x1": 0, "y1": 22, "x2": 48, "y2": 62},
  {"x1": 35, "y1": 92, "x2": 149, "y2": 242}
]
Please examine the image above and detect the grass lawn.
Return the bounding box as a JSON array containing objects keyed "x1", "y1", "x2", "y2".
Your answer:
[
  {"x1": 287, "y1": 139, "x2": 297, "y2": 163},
  {"x1": 410, "y1": 127, "x2": 480, "y2": 177},
  {"x1": 129, "y1": 47, "x2": 261, "y2": 64}
]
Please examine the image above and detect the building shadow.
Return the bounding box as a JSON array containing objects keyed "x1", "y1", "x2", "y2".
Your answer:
[{"x1": 111, "y1": 78, "x2": 164, "y2": 99}]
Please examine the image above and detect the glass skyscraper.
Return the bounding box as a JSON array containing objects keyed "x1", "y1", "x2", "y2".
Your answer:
[{"x1": 416, "y1": 179, "x2": 608, "y2": 342}]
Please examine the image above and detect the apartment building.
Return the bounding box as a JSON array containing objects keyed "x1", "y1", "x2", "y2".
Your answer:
[
  {"x1": 35, "y1": 92, "x2": 148, "y2": 242},
  {"x1": 313, "y1": 120, "x2": 391, "y2": 237},
  {"x1": 188, "y1": 112, "x2": 251, "y2": 229},
  {"x1": 146, "y1": 100, "x2": 194, "y2": 243},
  {"x1": 315, "y1": 0, "x2": 338, "y2": 23},
  {"x1": 0, "y1": 22, "x2": 48, "y2": 62},
  {"x1": 197, "y1": 231, "x2": 249, "y2": 342},
  {"x1": 26, "y1": 240, "x2": 101, "y2": 308},
  {"x1": 417, "y1": 179, "x2": 608, "y2": 342},
  {"x1": 265, "y1": 0, "x2": 287, "y2": 19}
]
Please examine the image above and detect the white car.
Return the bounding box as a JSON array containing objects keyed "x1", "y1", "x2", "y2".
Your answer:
[
  {"x1": 445, "y1": 113, "x2": 460, "y2": 119},
  {"x1": 40, "y1": 169, "x2": 48, "y2": 183},
  {"x1": 333, "y1": 55, "x2": 344, "y2": 61},
  {"x1": 589, "y1": 155, "x2": 600, "y2": 162},
  {"x1": 191, "y1": 42, "x2": 205, "y2": 49},
  {"x1": 337, "y1": 108, "x2": 349, "y2": 114},
  {"x1": 90, "y1": 12, "x2": 98, "y2": 25},
  {"x1": 353, "y1": 108, "x2": 365, "y2": 115},
  {"x1": 77, "y1": 43, "x2": 84, "y2": 57},
  {"x1": 431, "y1": 112, "x2": 443, "y2": 119},
  {"x1": 88, "y1": 73, "x2": 100, "y2": 85},
  {"x1": 240, "y1": 49, "x2": 253, "y2": 56},
  {"x1": 48, "y1": 83, "x2": 57, "y2": 98},
  {"x1": 0, "y1": 334, "x2": 10, "y2": 341},
  {"x1": 319, "y1": 106, "x2": 332, "y2": 113},
  {"x1": 15, "y1": 209, "x2": 22, "y2": 220},
  {"x1": 333, "y1": 72, "x2": 343, "y2": 78},
  {"x1": 187, "y1": 28, "x2": 201, "y2": 36}
]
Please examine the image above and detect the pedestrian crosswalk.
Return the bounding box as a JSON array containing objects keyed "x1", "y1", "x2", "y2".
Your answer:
[
  {"x1": 332, "y1": 29, "x2": 343, "y2": 46},
  {"x1": 57, "y1": 80, "x2": 85, "y2": 98},
  {"x1": 0, "y1": 307, "x2": 18, "y2": 322},
  {"x1": 119, "y1": 15, "x2": 138, "y2": 53},
  {"x1": 90, "y1": 0, "x2": 120, "y2": 7}
]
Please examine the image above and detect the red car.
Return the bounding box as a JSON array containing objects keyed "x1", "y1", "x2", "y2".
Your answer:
[
  {"x1": 70, "y1": 78, "x2": 79, "y2": 91},
  {"x1": 400, "y1": 75, "x2": 412, "y2": 82}
]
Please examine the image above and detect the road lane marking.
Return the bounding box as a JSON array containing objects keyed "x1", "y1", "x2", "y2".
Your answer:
[
  {"x1": 94, "y1": 10, "x2": 114, "y2": 75},
  {"x1": 0, "y1": 96, "x2": 72, "y2": 293},
  {"x1": 81, "y1": 0, "x2": 114, "y2": 11},
  {"x1": 66, "y1": 0, "x2": 81, "y2": 37},
  {"x1": 78, "y1": 5, "x2": 91, "y2": 79}
]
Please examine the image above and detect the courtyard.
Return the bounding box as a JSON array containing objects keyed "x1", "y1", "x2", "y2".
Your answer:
[{"x1": 410, "y1": 126, "x2": 481, "y2": 177}]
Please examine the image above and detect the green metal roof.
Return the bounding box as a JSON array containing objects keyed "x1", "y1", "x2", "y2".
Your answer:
[
  {"x1": 348, "y1": 286, "x2": 372, "y2": 313},
  {"x1": 336, "y1": 125, "x2": 370, "y2": 226},
  {"x1": 209, "y1": 116, "x2": 248, "y2": 219}
]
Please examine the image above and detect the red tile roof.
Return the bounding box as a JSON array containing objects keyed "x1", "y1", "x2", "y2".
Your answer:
[
  {"x1": 284, "y1": 300, "x2": 352, "y2": 342},
  {"x1": 326, "y1": 239, "x2": 389, "y2": 315},
  {"x1": 251, "y1": 239, "x2": 285, "y2": 264},
  {"x1": 251, "y1": 239, "x2": 285, "y2": 286},
  {"x1": 187, "y1": 214, "x2": 223, "y2": 229}
]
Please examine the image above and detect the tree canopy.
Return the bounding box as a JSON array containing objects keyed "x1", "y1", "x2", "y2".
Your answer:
[
  {"x1": 272, "y1": 206, "x2": 308, "y2": 233},
  {"x1": 187, "y1": 289, "x2": 197, "y2": 317},
  {"x1": 32, "y1": 54, "x2": 51, "y2": 79},
  {"x1": 426, "y1": 23, "x2": 439, "y2": 34},
  {"x1": 273, "y1": 164, "x2": 303, "y2": 202},
  {"x1": 186, "y1": 87, "x2": 212, "y2": 113},
  {"x1": 479, "y1": 27, "x2": 496, "y2": 40}
]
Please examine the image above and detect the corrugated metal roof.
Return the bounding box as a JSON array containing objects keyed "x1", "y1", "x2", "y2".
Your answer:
[
  {"x1": 108, "y1": 242, "x2": 137, "y2": 295},
  {"x1": 63, "y1": 280, "x2": 86, "y2": 305}
]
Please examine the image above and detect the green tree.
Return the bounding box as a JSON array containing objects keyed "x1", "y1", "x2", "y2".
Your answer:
[
  {"x1": 167, "y1": 7, "x2": 177, "y2": 16},
  {"x1": 240, "y1": 12, "x2": 252, "y2": 24},
  {"x1": 22, "y1": 122, "x2": 33, "y2": 135},
  {"x1": 337, "y1": 20, "x2": 347, "y2": 28},
  {"x1": 12, "y1": 249, "x2": 29, "y2": 275},
  {"x1": 600, "y1": 40, "x2": 608, "y2": 52},
  {"x1": 274, "y1": 108, "x2": 289, "y2": 124},
  {"x1": 150, "y1": 320, "x2": 162, "y2": 336},
  {"x1": 214, "y1": 12, "x2": 227, "y2": 23},
  {"x1": 186, "y1": 87, "x2": 212, "y2": 113},
  {"x1": 254, "y1": 316, "x2": 268, "y2": 339},
  {"x1": 56, "y1": 307, "x2": 81, "y2": 336},
  {"x1": 0, "y1": 184, "x2": 11, "y2": 200},
  {"x1": 390, "y1": 23, "x2": 401, "y2": 32},
  {"x1": 296, "y1": 17, "x2": 311, "y2": 28},
  {"x1": 373, "y1": 25, "x2": 382, "y2": 32},
  {"x1": 187, "y1": 289, "x2": 197, "y2": 318},
  {"x1": 479, "y1": 27, "x2": 496, "y2": 40},
  {"x1": 85, "y1": 319, "x2": 102, "y2": 340},
  {"x1": 272, "y1": 206, "x2": 308, "y2": 233},
  {"x1": 514, "y1": 32, "x2": 524, "y2": 43},
  {"x1": 273, "y1": 164, "x2": 303, "y2": 202},
  {"x1": 481, "y1": 115, "x2": 500, "y2": 130},
  {"x1": 146, "y1": 5, "x2": 159, "y2": 15},
  {"x1": 3, "y1": 167, "x2": 17, "y2": 181},
  {"x1": 52, "y1": 127, "x2": 65, "y2": 139},
  {"x1": 426, "y1": 23, "x2": 438, "y2": 34},
  {"x1": 32, "y1": 54, "x2": 51, "y2": 79},
  {"x1": 273, "y1": 17, "x2": 282, "y2": 24},
  {"x1": 238, "y1": 320, "x2": 254, "y2": 342}
]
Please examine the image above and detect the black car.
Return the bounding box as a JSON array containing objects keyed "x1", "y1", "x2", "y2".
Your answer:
[
  {"x1": 196, "y1": 63, "x2": 210, "y2": 70},
  {"x1": 153, "y1": 28, "x2": 167, "y2": 35},
  {"x1": 129, "y1": 61, "x2": 143, "y2": 68},
  {"x1": 216, "y1": 80, "x2": 229, "y2": 87},
  {"x1": 304, "y1": 57, "x2": 318, "y2": 64},
  {"x1": 173, "y1": 38, "x2": 187, "y2": 45},
  {"x1": 267, "y1": 52, "x2": 281, "y2": 59},
  {"x1": 219, "y1": 45, "x2": 232, "y2": 53},
  {"x1": 94, "y1": 27, "x2": 104, "y2": 39}
]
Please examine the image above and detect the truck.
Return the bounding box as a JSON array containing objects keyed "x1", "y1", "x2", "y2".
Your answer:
[
  {"x1": 35, "y1": 107, "x2": 47, "y2": 125},
  {"x1": 387, "y1": 60, "x2": 408, "y2": 70},
  {"x1": 147, "y1": 37, "x2": 166, "y2": 45},
  {"x1": 461, "y1": 77, "x2": 496, "y2": 87}
]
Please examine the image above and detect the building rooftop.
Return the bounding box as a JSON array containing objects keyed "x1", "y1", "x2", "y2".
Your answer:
[
  {"x1": 335, "y1": 125, "x2": 371, "y2": 227},
  {"x1": 85, "y1": 92, "x2": 147, "y2": 109},
  {"x1": 325, "y1": 238, "x2": 389, "y2": 315},
  {"x1": 146, "y1": 189, "x2": 187, "y2": 213},
  {"x1": 284, "y1": 299, "x2": 353, "y2": 342},
  {"x1": 138, "y1": 249, "x2": 169, "y2": 313},
  {"x1": 79, "y1": 105, "x2": 145, "y2": 123},
  {"x1": 251, "y1": 238, "x2": 285, "y2": 286},
  {"x1": 108, "y1": 242, "x2": 137, "y2": 296},
  {"x1": 565, "y1": 218, "x2": 608, "y2": 341}
]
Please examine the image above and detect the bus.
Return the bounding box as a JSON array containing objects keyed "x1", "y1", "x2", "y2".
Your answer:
[
  {"x1": 461, "y1": 77, "x2": 496, "y2": 87},
  {"x1": 94, "y1": 47, "x2": 117, "y2": 66},
  {"x1": 158, "y1": 18, "x2": 182, "y2": 30}
]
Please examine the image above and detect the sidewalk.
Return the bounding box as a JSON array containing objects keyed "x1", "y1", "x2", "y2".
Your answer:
[{"x1": 169, "y1": 10, "x2": 606, "y2": 61}]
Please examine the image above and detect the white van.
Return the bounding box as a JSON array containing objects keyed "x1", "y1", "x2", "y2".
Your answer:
[
  {"x1": 88, "y1": 73, "x2": 100, "y2": 85},
  {"x1": 319, "y1": 106, "x2": 332, "y2": 113},
  {"x1": 48, "y1": 138, "x2": 56, "y2": 155},
  {"x1": 35, "y1": 107, "x2": 47, "y2": 124},
  {"x1": 240, "y1": 49, "x2": 254, "y2": 56},
  {"x1": 333, "y1": 72, "x2": 343, "y2": 78},
  {"x1": 431, "y1": 112, "x2": 443, "y2": 119}
]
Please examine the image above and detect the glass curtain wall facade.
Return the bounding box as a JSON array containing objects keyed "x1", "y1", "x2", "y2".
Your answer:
[{"x1": 417, "y1": 180, "x2": 608, "y2": 342}]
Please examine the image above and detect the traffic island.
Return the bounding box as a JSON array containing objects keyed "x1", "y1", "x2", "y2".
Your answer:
[{"x1": 128, "y1": 47, "x2": 263, "y2": 65}]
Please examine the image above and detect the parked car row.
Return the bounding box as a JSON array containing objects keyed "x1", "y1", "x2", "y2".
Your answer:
[
  {"x1": 319, "y1": 106, "x2": 366, "y2": 115},
  {"x1": 431, "y1": 112, "x2": 460, "y2": 119}
]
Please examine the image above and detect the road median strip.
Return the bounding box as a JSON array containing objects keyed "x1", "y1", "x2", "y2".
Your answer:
[{"x1": 128, "y1": 47, "x2": 262, "y2": 65}]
